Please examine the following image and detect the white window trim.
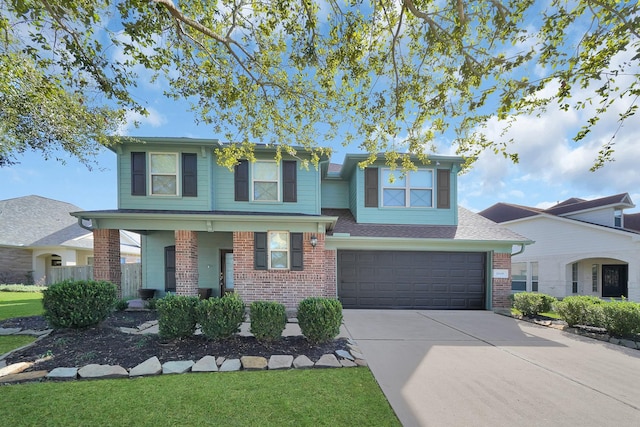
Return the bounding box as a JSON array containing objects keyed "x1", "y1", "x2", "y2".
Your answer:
[
  {"x1": 252, "y1": 160, "x2": 280, "y2": 202},
  {"x1": 268, "y1": 231, "x2": 289, "y2": 270},
  {"x1": 149, "y1": 152, "x2": 179, "y2": 196},
  {"x1": 381, "y1": 168, "x2": 434, "y2": 208}
]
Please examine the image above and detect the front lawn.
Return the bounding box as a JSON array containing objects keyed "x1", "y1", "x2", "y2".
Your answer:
[
  {"x1": 0, "y1": 369, "x2": 400, "y2": 426},
  {"x1": 0, "y1": 335, "x2": 36, "y2": 354},
  {"x1": 0, "y1": 291, "x2": 43, "y2": 320}
]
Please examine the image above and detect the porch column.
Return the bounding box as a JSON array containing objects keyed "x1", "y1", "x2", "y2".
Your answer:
[
  {"x1": 492, "y1": 252, "x2": 512, "y2": 309},
  {"x1": 93, "y1": 229, "x2": 122, "y2": 297},
  {"x1": 175, "y1": 230, "x2": 199, "y2": 296}
]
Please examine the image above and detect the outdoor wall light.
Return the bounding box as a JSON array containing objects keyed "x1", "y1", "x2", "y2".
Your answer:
[{"x1": 310, "y1": 235, "x2": 318, "y2": 248}]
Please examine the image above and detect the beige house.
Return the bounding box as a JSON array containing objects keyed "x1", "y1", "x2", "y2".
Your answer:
[{"x1": 0, "y1": 195, "x2": 140, "y2": 285}]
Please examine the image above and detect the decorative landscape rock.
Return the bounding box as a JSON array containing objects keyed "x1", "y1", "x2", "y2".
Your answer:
[
  {"x1": 241, "y1": 356, "x2": 267, "y2": 370},
  {"x1": 350, "y1": 350, "x2": 365, "y2": 360},
  {"x1": 268, "y1": 355, "x2": 293, "y2": 370},
  {"x1": 78, "y1": 364, "x2": 128, "y2": 379},
  {"x1": 47, "y1": 367, "x2": 78, "y2": 380},
  {"x1": 292, "y1": 355, "x2": 314, "y2": 369},
  {"x1": 219, "y1": 358, "x2": 241, "y2": 372},
  {"x1": 335, "y1": 349, "x2": 354, "y2": 361},
  {"x1": 314, "y1": 354, "x2": 341, "y2": 369},
  {"x1": 162, "y1": 360, "x2": 195, "y2": 374},
  {"x1": 1, "y1": 370, "x2": 48, "y2": 383},
  {"x1": 130, "y1": 357, "x2": 162, "y2": 377},
  {"x1": 192, "y1": 355, "x2": 218, "y2": 372},
  {"x1": 619, "y1": 339, "x2": 638, "y2": 350},
  {"x1": 354, "y1": 358, "x2": 368, "y2": 367},
  {"x1": 216, "y1": 356, "x2": 226, "y2": 366},
  {"x1": 0, "y1": 328, "x2": 21, "y2": 336},
  {"x1": 340, "y1": 359, "x2": 357, "y2": 368}
]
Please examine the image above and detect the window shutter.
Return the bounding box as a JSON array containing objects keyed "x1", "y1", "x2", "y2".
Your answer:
[
  {"x1": 437, "y1": 169, "x2": 450, "y2": 209},
  {"x1": 235, "y1": 160, "x2": 249, "y2": 201},
  {"x1": 364, "y1": 167, "x2": 379, "y2": 207},
  {"x1": 182, "y1": 153, "x2": 198, "y2": 197},
  {"x1": 290, "y1": 233, "x2": 303, "y2": 271},
  {"x1": 283, "y1": 160, "x2": 297, "y2": 202},
  {"x1": 131, "y1": 152, "x2": 146, "y2": 196},
  {"x1": 254, "y1": 232, "x2": 267, "y2": 270}
]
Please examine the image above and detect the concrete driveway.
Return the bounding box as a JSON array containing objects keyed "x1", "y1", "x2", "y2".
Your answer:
[{"x1": 342, "y1": 310, "x2": 640, "y2": 427}]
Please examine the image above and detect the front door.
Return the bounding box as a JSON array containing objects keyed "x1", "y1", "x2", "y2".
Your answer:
[
  {"x1": 165, "y1": 245, "x2": 176, "y2": 293},
  {"x1": 220, "y1": 250, "x2": 234, "y2": 296},
  {"x1": 602, "y1": 264, "x2": 628, "y2": 298}
]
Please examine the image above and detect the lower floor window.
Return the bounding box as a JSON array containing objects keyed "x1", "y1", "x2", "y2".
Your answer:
[{"x1": 268, "y1": 231, "x2": 289, "y2": 269}]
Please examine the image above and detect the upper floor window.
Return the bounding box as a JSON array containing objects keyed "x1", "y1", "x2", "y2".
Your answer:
[
  {"x1": 150, "y1": 153, "x2": 178, "y2": 196},
  {"x1": 382, "y1": 169, "x2": 433, "y2": 207},
  {"x1": 252, "y1": 161, "x2": 280, "y2": 201},
  {"x1": 614, "y1": 209, "x2": 623, "y2": 228}
]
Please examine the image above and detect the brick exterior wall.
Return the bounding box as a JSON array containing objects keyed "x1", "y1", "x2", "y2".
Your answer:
[
  {"x1": 93, "y1": 229, "x2": 122, "y2": 297},
  {"x1": 175, "y1": 230, "x2": 199, "y2": 296},
  {"x1": 492, "y1": 252, "x2": 512, "y2": 309},
  {"x1": 233, "y1": 232, "x2": 337, "y2": 309},
  {"x1": 0, "y1": 247, "x2": 32, "y2": 284}
]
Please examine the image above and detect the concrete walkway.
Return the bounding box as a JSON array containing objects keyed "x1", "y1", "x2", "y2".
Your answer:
[{"x1": 342, "y1": 310, "x2": 640, "y2": 427}]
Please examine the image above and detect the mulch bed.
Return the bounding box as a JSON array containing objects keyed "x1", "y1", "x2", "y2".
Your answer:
[{"x1": 1, "y1": 311, "x2": 348, "y2": 372}]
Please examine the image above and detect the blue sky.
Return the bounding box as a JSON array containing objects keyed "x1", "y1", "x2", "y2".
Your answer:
[{"x1": 1, "y1": 6, "x2": 639, "y2": 215}]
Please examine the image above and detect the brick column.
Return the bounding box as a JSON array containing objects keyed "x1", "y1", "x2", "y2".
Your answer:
[
  {"x1": 175, "y1": 230, "x2": 198, "y2": 296},
  {"x1": 93, "y1": 229, "x2": 122, "y2": 297},
  {"x1": 492, "y1": 252, "x2": 512, "y2": 309}
]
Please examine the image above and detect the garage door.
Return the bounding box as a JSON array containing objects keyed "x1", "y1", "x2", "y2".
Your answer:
[{"x1": 338, "y1": 250, "x2": 486, "y2": 309}]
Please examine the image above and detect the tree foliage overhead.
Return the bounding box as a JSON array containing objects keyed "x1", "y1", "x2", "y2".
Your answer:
[{"x1": 1, "y1": 0, "x2": 638, "y2": 169}]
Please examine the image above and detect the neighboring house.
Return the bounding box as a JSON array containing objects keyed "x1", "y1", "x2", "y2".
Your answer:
[
  {"x1": 72, "y1": 137, "x2": 529, "y2": 309},
  {"x1": 0, "y1": 195, "x2": 140, "y2": 285},
  {"x1": 479, "y1": 193, "x2": 640, "y2": 301}
]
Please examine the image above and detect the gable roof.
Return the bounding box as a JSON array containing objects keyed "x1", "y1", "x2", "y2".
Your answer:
[
  {"x1": 544, "y1": 193, "x2": 634, "y2": 216},
  {"x1": 323, "y1": 207, "x2": 530, "y2": 243},
  {"x1": 0, "y1": 195, "x2": 85, "y2": 247},
  {"x1": 479, "y1": 193, "x2": 639, "y2": 234}
]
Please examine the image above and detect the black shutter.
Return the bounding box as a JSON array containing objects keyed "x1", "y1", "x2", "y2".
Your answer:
[
  {"x1": 437, "y1": 169, "x2": 450, "y2": 209},
  {"x1": 182, "y1": 153, "x2": 197, "y2": 197},
  {"x1": 131, "y1": 152, "x2": 146, "y2": 196},
  {"x1": 364, "y1": 167, "x2": 378, "y2": 207},
  {"x1": 254, "y1": 232, "x2": 267, "y2": 270},
  {"x1": 235, "y1": 160, "x2": 249, "y2": 201},
  {"x1": 290, "y1": 233, "x2": 303, "y2": 271},
  {"x1": 283, "y1": 160, "x2": 297, "y2": 202}
]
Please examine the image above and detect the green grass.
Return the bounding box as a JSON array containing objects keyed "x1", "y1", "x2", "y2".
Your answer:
[
  {"x1": 0, "y1": 335, "x2": 36, "y2": 354},
  {"x1": 0, "y1": 291, "x2": 43, "y2": 320},
  {"x1": 0, "y1": 369, "x2": 400, "y2": 426}
]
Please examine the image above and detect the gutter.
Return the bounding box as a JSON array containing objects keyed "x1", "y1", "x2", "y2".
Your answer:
[{"x1": 77, "y1": 217, "x2": 93, "y2": 231}]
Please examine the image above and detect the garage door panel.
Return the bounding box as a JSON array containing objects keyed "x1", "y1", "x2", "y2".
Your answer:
[{"x1": 338, "y1": 250, "x2": 485, "y2": 310}]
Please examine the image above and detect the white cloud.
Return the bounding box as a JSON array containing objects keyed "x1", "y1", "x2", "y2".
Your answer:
[{"x1": 116, "y1": 107, "x2": 167, "y2": 135}]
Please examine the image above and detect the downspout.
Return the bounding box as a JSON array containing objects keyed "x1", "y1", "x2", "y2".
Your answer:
[
  {"x1": 511, "y1": 244, "x2": 525, "y2": 256},
  {"x1": 77, "y1": 217, "x2": 94, "y2": 231}
]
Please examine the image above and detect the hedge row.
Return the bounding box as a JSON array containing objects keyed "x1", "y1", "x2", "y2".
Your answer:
[
  {"x1": 157, "y1": 294, "x2": 343, "y2": 343},
  {"x1": 514, "y1": 292, "x2": 640, "y2": 338}
]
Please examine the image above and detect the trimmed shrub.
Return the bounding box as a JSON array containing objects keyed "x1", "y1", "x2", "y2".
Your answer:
[
  {"x1": 250, "y1": 301, "x2": 287, "y2": 342},
  {"x1": 115, "y1": 298, "x2": 129, "y2": 311},
  {"x1": 198, "y1": 293, "x2": 245, "y2": 340},
  {"x1": 297, "y1": 297, "x2": 343, "y2": 344},
  {"x1": 554, "y1": 295, "x2": 604, "y2": 327},
  {"x1": 145, "y1": 297, "x2": 158, "y2": 310},
  {"x1": 42, "y1": 280, "x2": 117, "y2": 329},
  {"x1": 513, "y1": 292, "x2": 557, "y2": 317},
  {"x1": 156, "y1": 294, "x2": 200, "y2": 339},
  {"x1": 601, "y1": 300, "x2": 640, "y2": 338}
]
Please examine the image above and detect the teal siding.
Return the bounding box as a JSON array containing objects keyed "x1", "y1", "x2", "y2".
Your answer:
[
  {"x1": 213, "y1": 154, "x2": 320, "y2": 214},
  {"x1": 321, "y1": 180, "x2": 349, "y2": 208},
  {"x1": 143, "y1": 230, "x2": 233, "y2": 295},
  {"x1": 350, "y1": 162, "x2": 458, "y2": 225},
  {"x1": 118, "y1": 144, "x2": 212, "y2": 211}
]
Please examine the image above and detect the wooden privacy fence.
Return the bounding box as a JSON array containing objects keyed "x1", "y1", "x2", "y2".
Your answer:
[{"x1": 48, "y1": 264, "x2": 142, "y2": 299}]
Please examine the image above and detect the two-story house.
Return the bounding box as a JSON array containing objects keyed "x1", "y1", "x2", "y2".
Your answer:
[
  {"x1": 480, "y1": 194, "x2": 640, "y2": 301},
  {"x1": 72, "y1": 137, "x2": 529, "y2": 310}
]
